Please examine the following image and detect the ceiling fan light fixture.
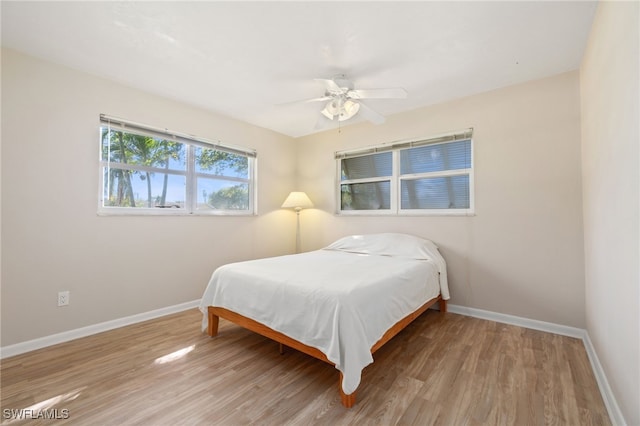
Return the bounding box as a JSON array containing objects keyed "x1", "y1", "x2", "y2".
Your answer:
[
  {"x1": 321, "y1": 99, "x2": 341, "y2": 120},
  {"x1": 340, "y1": 100, "x2": 360, "y2": 121},
  {"x1": 320, "y1": 104, "x2": 335, "y2": 120},
  {"x1": 321, "y1": 98, "x2": 360, "y2": 122}
]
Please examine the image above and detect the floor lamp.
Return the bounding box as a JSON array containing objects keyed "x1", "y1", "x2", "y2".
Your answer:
[{"x1": 281, "y1": 191, "x2": 314, "y2": 253}]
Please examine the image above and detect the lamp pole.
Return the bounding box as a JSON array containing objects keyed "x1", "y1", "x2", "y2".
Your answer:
[
  {"x1": 295, "y1": 207, "x2": 302, "y2": 253},
  {"x1": 281, "y1": 192, "x2": 313, "y2": 254}
]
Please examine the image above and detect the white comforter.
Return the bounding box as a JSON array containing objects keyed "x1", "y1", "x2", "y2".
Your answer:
[{"x1": 199, "y1": 247, "x2": 444, "y2": 395}]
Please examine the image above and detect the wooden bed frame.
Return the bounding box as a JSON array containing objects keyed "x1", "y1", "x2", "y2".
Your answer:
[{"x1": 207, "y1": 294, "x2": 447, "y2": 408}]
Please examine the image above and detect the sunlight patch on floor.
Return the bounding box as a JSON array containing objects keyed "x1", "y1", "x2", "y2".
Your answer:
[{"x1": 154, "y1": 345, "x2": 195, "y2": 365}]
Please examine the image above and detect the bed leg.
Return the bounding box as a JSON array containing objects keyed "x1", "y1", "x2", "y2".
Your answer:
[
  {"x1": 439, "y1": 298, "x2": 447, "y2": 313},
  {"x1": 339, "y1": 372, "x2": 356, "y2": 408},
  {"x1": 207, "y1": 309, "x2": 220, "y2": 337},
  {"x1": 279, "y1": 343, "x2": 286, "y2": 355}
]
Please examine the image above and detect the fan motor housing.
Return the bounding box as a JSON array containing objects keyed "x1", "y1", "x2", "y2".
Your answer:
[{"x1": 331, "y1": 74, "x2": 353, "y2": 93}]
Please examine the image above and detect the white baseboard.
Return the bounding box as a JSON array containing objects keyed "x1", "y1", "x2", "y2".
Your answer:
[
  {"x1": 447, "y1": 303, "x2": 625, "y2": 425},
  {"x1": 582, "y1": 333, "x2": 627, "y2": 426},
  {"x1": 447, "y1": 304, "x2": 585, "y2": 338},
  {"x1": 0, "y1": 300, "x2": 200, "y2": 359}
]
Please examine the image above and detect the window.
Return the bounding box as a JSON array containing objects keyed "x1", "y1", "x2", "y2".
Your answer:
[
  {"x1": 337, "y1": 129, "x2": 473, "y2": 215},
  {"x1": 340, "y1": 152, "x2": 393, "y2": 210},
  {"x1": 99, "y1": 115, "x2": 256, "y2": 215}
]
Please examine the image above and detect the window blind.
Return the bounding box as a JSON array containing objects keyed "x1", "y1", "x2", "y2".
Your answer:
[
  {"x1": 100, "y1": 114, "x2": 257, "y2": 158},
  {"x1": 341, "y1": 152, "x2": 392, "y2": 180},
  {"x1": 400, "y1": 139, "x2": 471, "y2": 174},
  {"x1": 335, "y1": 128, "x2": 473, "y2": 159}
]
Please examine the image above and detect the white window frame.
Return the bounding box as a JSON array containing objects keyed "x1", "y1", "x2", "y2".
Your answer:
[
  {"x1": 98, "y1": 114, "x2": 257, "y2": 216},
  {"x1": 336, "y1": 129, "x2": 474, "y2": 216}
]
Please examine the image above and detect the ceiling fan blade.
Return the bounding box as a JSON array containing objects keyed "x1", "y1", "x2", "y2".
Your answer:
[
  {"x1": 357, "y1": 102, "x2": 386, "y2": 125},
  {"x1": 314, "y1": 78, "x2": 344, "y2": 94},
  {"x1": 348, "y1": 88, "x2": 407, "y2": 99},
  {"x1": 277, "y1": 96, "x2": 332, "y2": 107},
  {"x1": 302, "y1": 96, "x2": 333, "y2": 103}
]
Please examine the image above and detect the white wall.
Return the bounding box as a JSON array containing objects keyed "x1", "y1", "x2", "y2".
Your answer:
[
  {"x1": 296, "y1": 71, "x2": 586, "y2": 328},
  {"x1": 1, "y1": 48, "x2": 297, "y2": 346},
  {"x1": 580, "y1": 1, "x2": 640, "y2": 424}
]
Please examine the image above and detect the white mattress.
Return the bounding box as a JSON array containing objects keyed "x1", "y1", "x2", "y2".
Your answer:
[{"x1": 199, "y1": 247, "x2": 442, "y2": 395}]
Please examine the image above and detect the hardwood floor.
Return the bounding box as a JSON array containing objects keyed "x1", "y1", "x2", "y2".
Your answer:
[{"x1": 1, "y1": 309, "x2": 610, "y2": 425}]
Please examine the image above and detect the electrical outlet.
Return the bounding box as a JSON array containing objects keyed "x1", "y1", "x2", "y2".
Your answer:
[{"x1": 58, "y1": 291, "x2": 70, "y2": 307}]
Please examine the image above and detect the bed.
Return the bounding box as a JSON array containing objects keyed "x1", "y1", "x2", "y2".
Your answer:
[{"x1": 199, "y1": 233, "x2": 449, "y2": 408}]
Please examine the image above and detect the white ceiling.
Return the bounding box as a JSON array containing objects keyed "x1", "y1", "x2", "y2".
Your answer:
[{"x1": 1, "y1": 1, "x2": 597, "y2": 138}]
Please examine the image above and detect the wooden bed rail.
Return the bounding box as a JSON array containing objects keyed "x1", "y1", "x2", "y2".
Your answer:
[{"x1": 207, "y1": 295, "x2": 446, "y2": 408}]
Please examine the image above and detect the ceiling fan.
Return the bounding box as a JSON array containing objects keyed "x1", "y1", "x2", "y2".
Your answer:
[{"x1": 295, "y1": 74, "x2": 407, "y2": 126}]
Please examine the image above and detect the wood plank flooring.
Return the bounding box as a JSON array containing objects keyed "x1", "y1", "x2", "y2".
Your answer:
[{"x1": 1, "y1": 309, "x2": 610, "y2": 425}]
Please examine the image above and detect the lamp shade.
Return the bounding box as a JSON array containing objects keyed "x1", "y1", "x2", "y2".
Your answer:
[{"x1": 281, "y1": 191, "x2": 314, "y2": 210}]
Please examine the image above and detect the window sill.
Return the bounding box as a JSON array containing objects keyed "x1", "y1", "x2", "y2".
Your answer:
[
  {"x1": 336, "y1": 209, "x2": 475, "y2": 217},
  {"x1": 97, "y1": 209, "x2": 256, "y2": 217}
]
